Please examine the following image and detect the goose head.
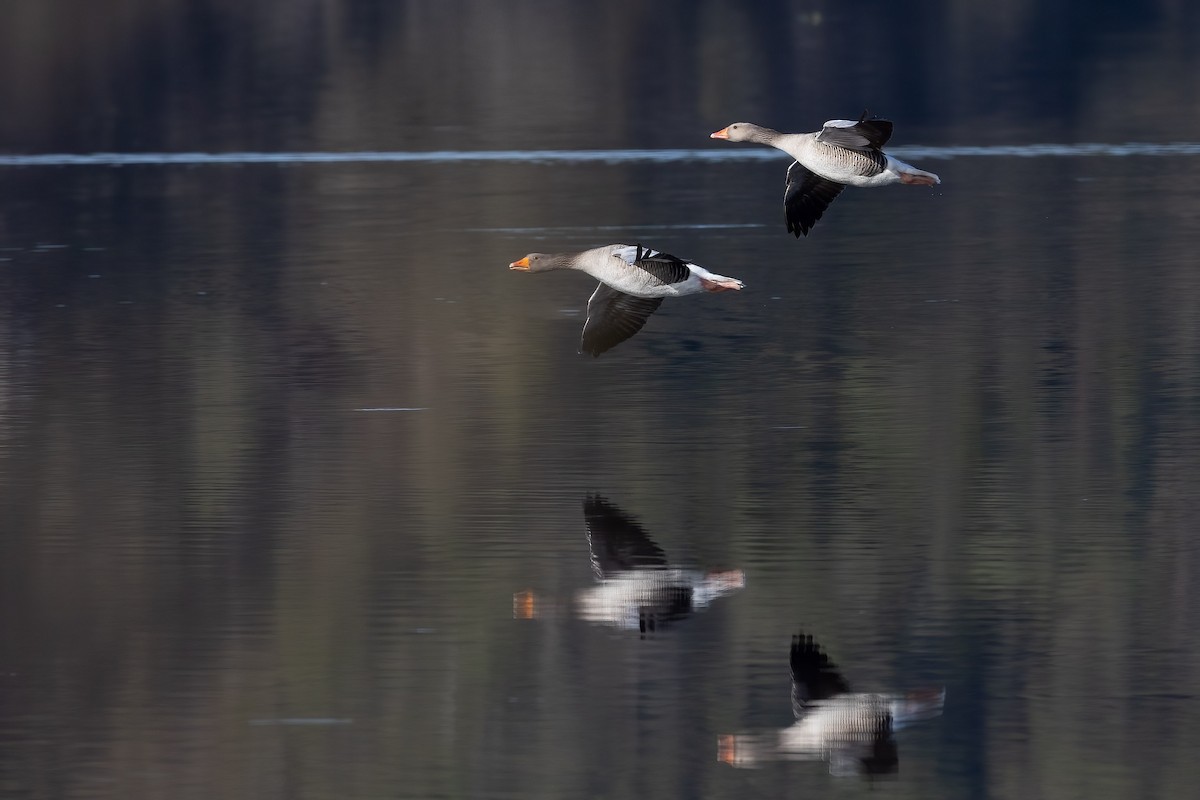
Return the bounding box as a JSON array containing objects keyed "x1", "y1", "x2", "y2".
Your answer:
[
  {"x1": 509, "y1": 253, "x2": 568, "y2": 273},
  {"x1": 710, "y1": 122, "x2": 772, "y2": 142}
]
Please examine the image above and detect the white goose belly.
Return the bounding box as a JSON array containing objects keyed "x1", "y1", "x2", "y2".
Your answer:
[{"x1": 587, "y1": 264, "x2": 704, "y2": 298}]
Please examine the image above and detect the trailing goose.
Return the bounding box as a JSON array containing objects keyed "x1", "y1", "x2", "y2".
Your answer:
[
  {"x1": 509, "y1": 244, "x2": 743, "y2": 357},
  {"x1": 513, "y1": 495, "x2": 744, "y2": 635},
  {"x1": 710, "y1": 113, "x2": 941, "y2": 237},
  {"x1": 718, "y1": 632, "x2": 945, "y2": 776}
]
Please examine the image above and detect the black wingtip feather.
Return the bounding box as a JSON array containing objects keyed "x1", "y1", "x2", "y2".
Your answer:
[
  {"x1": 784, "y1": 167, "x2": 843, "y2": 238},
  {"x1": 580, "y1": 284, "x2": 665, "y2": 357},
  {"x1": 583, "y1": 495, "x2": 669, "y2": 576},
  {"x1": 790, "y1": 632, "x2": 853, "y2": 700}
]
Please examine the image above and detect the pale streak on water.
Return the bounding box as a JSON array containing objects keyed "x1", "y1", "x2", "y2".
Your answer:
[
  {"x1": 1, "y1": 142, "x2": 1199, "y2": 166},
  {"x1": 463, "y1": 223, "x2": 769, "y2": 234},
  {"x1": 247, "y1": 718, "x2": 356, "y2": 727}
]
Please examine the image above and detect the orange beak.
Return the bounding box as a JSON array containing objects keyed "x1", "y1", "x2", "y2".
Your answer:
[
  {"x1": 709, "y1": 127, "x2": 730, "y2": 139},
  {"x1": 509, "y1": 256, "x2": 531, "y2": 271},
  {"x1": 717, "y1": 735, "x2": 736, "y2": 764},
  {"x1": 513, "y1": 590, "x2": 536, "y2": 619}
]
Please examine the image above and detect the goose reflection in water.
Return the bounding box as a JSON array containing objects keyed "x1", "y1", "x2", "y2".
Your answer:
[
  {"x1": 718, "y1": 633, "x2": 944, "y2": 777},
  {"x1": 513, "y1": 495, "x2": 744, "y2": 635}
]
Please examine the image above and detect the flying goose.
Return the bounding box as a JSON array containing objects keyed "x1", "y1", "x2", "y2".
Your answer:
[
  {"x1": 509, "y1": 244, "x2": 743, "y2": 357},
  {"x1": 513, "y1": 495, "x2": 744, "y2": 635},
  {"x1": 710, "y1": 113, "x2": 941, "y2": 237},
  {"x1": 718, "y1": 632, "x2": 945, "y2": 776}
]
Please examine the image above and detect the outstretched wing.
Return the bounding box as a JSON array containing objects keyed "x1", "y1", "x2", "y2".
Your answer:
[
  {"x1": 790, "y1": 632, "x2": 852, "y2": 718},
  {"x1": 582, "y1": 494, "x2": 669, "y2": 579},
  {"x1": 784, "y1": 162, "x2": 846, "y2": 237},
  {"x1": 817, "y1": 112, "x2": 894, "y2": 151},
  {"x1": 611, "y1": 245, "x2": 691, "y2": 285},
  {"x1": 580, "y1": 282, "x2": 664, "y2": 357}
]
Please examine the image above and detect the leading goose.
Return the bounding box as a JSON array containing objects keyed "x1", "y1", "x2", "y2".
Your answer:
[
  {"x1": 509, "y1": 244, "x2": 743, "y2": 357},
  {"x1": 718, "y1": 633, "x2": 945, "y2": 777},
  {"x1": 710, "y1": 113, "x2": 941, "y2": 237},
  {"x1": 513, "y1": 495, "x2": 745, "y2": 635}
]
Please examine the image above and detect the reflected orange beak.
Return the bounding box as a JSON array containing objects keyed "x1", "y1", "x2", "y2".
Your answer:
[
  {"x1": 513, "y1": 590, "x2": 536, "y2": 619},
  {"x1": 710, "y1": 569, "x2": 746, "y2": 589},
  {"x1": 717, "y1": 734, "x2": 736, "y2": 764},
  {"x1": 509, "y1": 256, "x2": 531, "y2": 271},
  {"x1": 710, "y1": 127, "x2": 730, "y2": 139}
]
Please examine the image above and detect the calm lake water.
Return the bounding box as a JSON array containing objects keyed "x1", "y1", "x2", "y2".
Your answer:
[{"x1": 2, "y1": 3, "x2": 1199, "y2": 799}]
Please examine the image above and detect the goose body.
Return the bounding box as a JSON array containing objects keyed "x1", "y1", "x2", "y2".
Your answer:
[
  {"x1": 573, "y1": 568, "x2": 740, "y2": 632},
  {"x1": 509, "y1": 244, "x2": 743, "y2": 357},
  {"x1": 513, "y1": 495, "x2": 745, "y2": 635},
  {"x1": 710, "y1": 114, "x2": 941, "y2": 237},
  {"x1": 718, "y1": 633, "x2": 944, "y2": 776}
]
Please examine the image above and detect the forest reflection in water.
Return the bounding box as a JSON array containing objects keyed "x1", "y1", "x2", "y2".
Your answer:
[{"x1": 0, "y1": 148, "x2": 1198, "y2": 799}]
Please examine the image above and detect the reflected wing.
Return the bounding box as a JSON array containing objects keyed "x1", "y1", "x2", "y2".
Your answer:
[
  {"x1": 790, "y1": 633, "x2": 852, "y2": 717},
  {"x1": 817, "y1": 114, "x2": 894, "y2": 151},
  {"x1": 784, "y1": 162, "x2": 845, "y2": 237},
  {"x1": 859, "y1": 731, "x2": 900, "y2": 776},
  {"x1": 583, "y1": 494, "x2": 669, "y2": 579},
  {"x1": 612, "y1": 244, "x2": 691, "y2": 285},
  {"x1": 581, "y1": 282, "x2": 664, "y2": 357}
]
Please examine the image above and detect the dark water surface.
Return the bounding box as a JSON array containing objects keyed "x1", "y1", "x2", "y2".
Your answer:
[{"x1": 2, "y1": 3, "x2": 1200, "y2": 799}]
